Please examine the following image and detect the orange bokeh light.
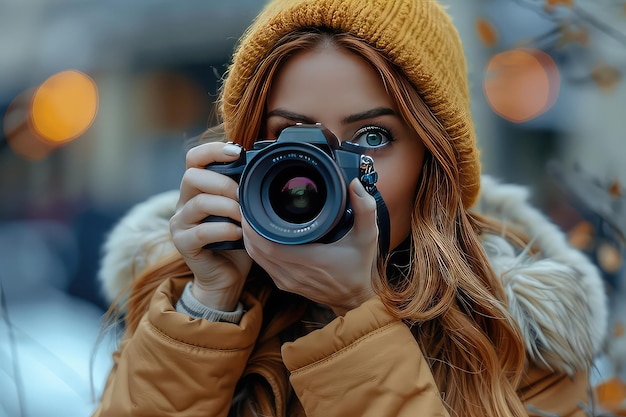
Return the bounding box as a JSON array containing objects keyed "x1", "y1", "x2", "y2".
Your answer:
[
  {"x1": 30, "y1": 70, "x2": 99, "y2": 143},
  {"x1": 484, "y1": 48, "x2": 560, "y2": 123}
]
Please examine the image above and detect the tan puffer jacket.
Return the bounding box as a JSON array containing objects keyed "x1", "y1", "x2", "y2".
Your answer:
[{"x1": 92, "y1": 176, "x2": 608, "y2": 416}]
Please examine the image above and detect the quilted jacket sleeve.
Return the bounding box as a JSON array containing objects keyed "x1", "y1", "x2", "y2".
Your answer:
[
  {"x1": 92, "y1": 278, "x2": 263, "y2": 417},
  {"x1": 281, "y1": 295, "x2": 596, "y2": 417},
  {"x1": 281, "y1": 296, "x2": 450, "y2": 417}
]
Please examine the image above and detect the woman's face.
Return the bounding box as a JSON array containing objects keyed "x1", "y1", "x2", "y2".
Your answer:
[{"x1": 263, "y1": 46, "x2": 426, "y2": 250}]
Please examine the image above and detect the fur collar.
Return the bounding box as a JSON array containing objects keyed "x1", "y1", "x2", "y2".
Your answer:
[
  {"x1": 475, "y1": 176, "x2": 607, "y2": 375},
  {"x1": 98, "y1": 176, "x2": 608, "y2": 374}
]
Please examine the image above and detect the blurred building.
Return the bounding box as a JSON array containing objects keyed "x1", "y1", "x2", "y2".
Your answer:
[
  {"x1": 0, "y1": 1, "x2": 625, "y2": 416},
  {"x1": 0, "y1": 2, "x2": 266, "y2": 416}
]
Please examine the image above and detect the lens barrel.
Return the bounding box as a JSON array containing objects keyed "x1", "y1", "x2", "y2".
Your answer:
[{"x1": 239, "y1": 142, "x2": 348, "y2": 245}]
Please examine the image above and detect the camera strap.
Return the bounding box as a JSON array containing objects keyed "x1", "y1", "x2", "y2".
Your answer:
[
  {"x1": 370, "y1": 186, "x2": 390, "y2": 259},
  {"x1": 360, "y1": 155, "x2": 390, "y2": 258}
]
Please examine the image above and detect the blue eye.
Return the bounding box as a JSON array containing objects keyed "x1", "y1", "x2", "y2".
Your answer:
[{"x1": 352, "y1": 126, "x2": 394, "y2": 149}]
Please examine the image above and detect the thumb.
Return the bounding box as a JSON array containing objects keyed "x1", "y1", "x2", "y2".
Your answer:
[{"x1": 349, "y1": 178, "x2": 378, "y2": 235}]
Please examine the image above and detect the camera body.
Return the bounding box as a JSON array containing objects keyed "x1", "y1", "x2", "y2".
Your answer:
[{"x1": 204, "y1": 124, "x2": 379, "y2": 250}]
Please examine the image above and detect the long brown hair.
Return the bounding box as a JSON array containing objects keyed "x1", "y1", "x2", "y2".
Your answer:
[
  {"x1": 116, "y1": 28, "x2": 529, "y2": 417},
  {"x1": 217, "y1": 28, "x2": 528, "y2": 416}
]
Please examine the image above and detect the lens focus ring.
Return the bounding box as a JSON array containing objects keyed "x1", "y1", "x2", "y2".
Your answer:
[{"x1": 239, "y1": 142, "x2": 347, "y2": 245}]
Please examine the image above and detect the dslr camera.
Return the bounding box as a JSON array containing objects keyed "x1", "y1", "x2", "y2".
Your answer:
[{"x1": 204, "y1": 123, "x2": 381, "y2": 250}]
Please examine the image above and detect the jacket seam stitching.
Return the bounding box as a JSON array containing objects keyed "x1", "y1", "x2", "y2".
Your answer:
[
  {"x1": 290, "y1": 321, "x2": 399, "y2": 375},
  {"x1": 147, "y1": 321, "x2": 253, "y2": 354}
]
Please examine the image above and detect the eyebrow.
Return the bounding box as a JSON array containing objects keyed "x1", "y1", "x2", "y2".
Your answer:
[
  {"x1": 265, "y1": 109, "x2": 316, "y2": 124},
  {"x1": 266, "y1": 107, "x2": 396, "y2": 125},
  {"x1": 342, "y1": 107, "x2": 396, "y2": 124}
]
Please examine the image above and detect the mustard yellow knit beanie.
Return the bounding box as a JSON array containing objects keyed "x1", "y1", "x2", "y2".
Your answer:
[{"x1": 220, "y1": 0, "x2": 480, "y2": 208}]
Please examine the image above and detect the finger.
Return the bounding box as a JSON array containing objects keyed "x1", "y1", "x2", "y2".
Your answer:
[
  {"x1": 240, "y1": 217, "x2": 327, "y2": 274},
  {"x1": 176, "y1": 193, "x2": 242, "y2": 226},
  {"x1": 240, "y1": 216, "x2": 267, "y2": 257},
  {"x1": 185, "y1": 142, "x2": 242, "y2": 169},
  {"x1": 349, "y1": 179, "x2": 378, "y2": 237},
  {"x1": 240, "y1": 217, "x2": 287, "y2": 259},
  {"x1": 178, "y1": 167, "x2": 239, "y2": 209},
  {"x1": 171, "y1": 220, "x2": 243, "y2": 253}
]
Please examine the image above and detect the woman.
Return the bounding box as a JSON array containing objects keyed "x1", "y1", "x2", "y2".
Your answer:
[{"x1": 94, "y1": 0, "x2": 608, "y2": 416}]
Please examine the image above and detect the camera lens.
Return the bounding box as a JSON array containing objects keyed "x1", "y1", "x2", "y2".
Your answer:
[
  {"x1": 268, "y1": 165, "x2": 326, "y2": 224},
  {"x1": 239, "y1": 142, "x2": 348, "y2": 244}
]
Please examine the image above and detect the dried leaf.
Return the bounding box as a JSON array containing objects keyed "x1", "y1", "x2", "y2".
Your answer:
[
  {"x1": 609, "y1": 179, "x2": 622, "y2": 197},
  {"x1": 591, "y1": 64, "x2": 622, "y2": 92},
  {"x1": 558, "y1": 25, "x2": 589, "y2": 47},
  {"x1": 545, "y1": 0, "x2": 574, "y2": 13},
  {"x1": 568, "y1": 221, "x2": 595, "y2": 250},
  {"x1": 597, "y1": 242, "x2": 623, "y2": 273},
  {"x1": 545, "y1": 0, "x2": 574, "y2": 8},
  {"x1": 615, "y1": 322, "x2": 625, "y2": 338},
  {"x1": 476, "y1": 17, "x2": 498, "y2": 47},
  {"x1": 596, "y1": 377, "x2": 626, "y2": 407}
]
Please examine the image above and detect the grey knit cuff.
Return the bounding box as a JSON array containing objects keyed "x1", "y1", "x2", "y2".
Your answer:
[{"x1": 175, "y1": 282, "x2": 244, "y2": 324}]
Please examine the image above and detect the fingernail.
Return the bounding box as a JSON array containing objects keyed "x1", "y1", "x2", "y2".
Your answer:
[{"x1": 223, "y1": 143, "x2": 242, "y2": 156}]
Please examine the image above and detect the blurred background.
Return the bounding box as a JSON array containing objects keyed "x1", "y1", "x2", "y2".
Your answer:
[{"x1": 0, "y1": 0, "x2": 625, "y2": 416}]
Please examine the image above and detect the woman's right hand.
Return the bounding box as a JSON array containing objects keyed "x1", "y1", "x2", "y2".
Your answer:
[{"x1": 169, "y1": 142, "x2": 253, "y2": 311}]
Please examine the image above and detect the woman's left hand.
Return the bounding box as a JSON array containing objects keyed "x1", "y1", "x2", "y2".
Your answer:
[{"x1": 242, "y1": 179, "x2": 380, "y2": 316}]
